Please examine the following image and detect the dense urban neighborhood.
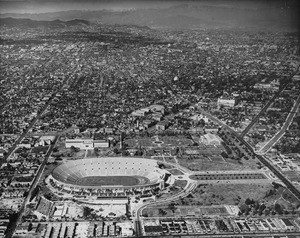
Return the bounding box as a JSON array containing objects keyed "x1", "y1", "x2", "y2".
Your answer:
[{"x1": 0, "y1": 7, "x2": 300, "y2": 238}]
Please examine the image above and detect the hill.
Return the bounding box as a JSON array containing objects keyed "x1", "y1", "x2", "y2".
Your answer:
[
  {"x1": 0, "y1": 3, "x2": 298, "y2": 32},
  {"x1": 0, "y1": 17, "x2": 90, "y2": 28}
]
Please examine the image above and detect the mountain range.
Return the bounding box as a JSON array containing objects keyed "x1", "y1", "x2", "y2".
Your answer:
[{"x1": 0, "y1": 3, "x2": 298, "y2": 31}]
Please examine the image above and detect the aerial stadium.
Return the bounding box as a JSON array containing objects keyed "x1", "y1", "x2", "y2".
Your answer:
[{"x1": 47, "y1": 157, "x2": 172, "y2": 198}]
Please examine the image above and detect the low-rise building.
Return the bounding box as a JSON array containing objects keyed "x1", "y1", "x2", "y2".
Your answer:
[
  {"x1": 65, "y1": 138, "x2": 109, "y2": 149},
  {"x1": 156, "y1": 121, "x2": 169, "y2": 131},
  {"x1": 217, "y1": 98, "x2": 236, "y2": 107}
]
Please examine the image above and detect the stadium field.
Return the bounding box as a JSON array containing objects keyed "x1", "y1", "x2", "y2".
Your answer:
[{"x1": 75, "y1": 176, "x2": 149, "y2": 186}]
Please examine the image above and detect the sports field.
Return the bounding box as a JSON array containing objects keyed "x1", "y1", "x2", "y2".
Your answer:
[{"x1": 75, "y1": 176, "x2": 149, "y2": 186}]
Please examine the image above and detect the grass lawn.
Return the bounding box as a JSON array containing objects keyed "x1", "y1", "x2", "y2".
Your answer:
[
  {"x1": 176, "y1": 183, "x2": 274, "y2": 206},
  {"x1": 31, "y1": 146, "x2": 49, "y2": 154},
  {"x1": 178, "y1": 156, "x2": 261, "y2": 171},
  {"x1": 173, "y1": 180, "x2": 187, "y2": 189},
  {"x1": 167, "y1": 168, "x2": 184, "y2": 175}
]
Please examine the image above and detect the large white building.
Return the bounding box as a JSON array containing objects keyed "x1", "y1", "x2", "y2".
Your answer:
[
  {"x1": 254, "y1": 80, "x2": 280, "y2": 91},
  {"x1": 65, "y1": 138, "x2": 109, "y2": 149},
  {"x1": 131, "y1": 104, "x2": 165, "y2": 117},
  {"x1": 39, "y1": 135, "x2": 56, "y2": 146},
  {"x1": 217, "y1": 98, "x2": 236, "y2": 107}
]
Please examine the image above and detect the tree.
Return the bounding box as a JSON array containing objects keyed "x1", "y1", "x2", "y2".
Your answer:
[
  {"x1": 265, "y1": 189, "x2": 275, "y2": 197},
  {"x1": 245, "y1": 198, "x2": 255, "y2": 205},
  {"x1": 272, "y1": 182, "x2": 283, "y2": 189},
  {"x1": 70, "y1": 146, "x2": 80, "y2": 153},
  {"x1": 158, "y1": 209, "x2": 167, "y2": 216},
  {"x1": 83, "y1": 207, "x2": 94, "y2": 218},
  {"x1": 274, "y1": 203, "x2": 283, "y2": 215},
  {"x1": 259, "y1": 204, "x2": 266, "y2": 212}
]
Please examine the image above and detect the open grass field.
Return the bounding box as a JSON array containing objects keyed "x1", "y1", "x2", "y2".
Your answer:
[
  {"x1": 178, "y1": 156, "x2": 261, "y2": 171},
  {"x1": 167, "y1": 168, "x2": 184, "y2": 175},
  {"x1": 177, "y1": 183, "x2": 274, "y2": 206},
  {"x1": 173, "y1": 180, "x2": 188, "y2": 188},
  {"x1": 31, "y1": 146, "x2": 49, "y2": 154},
  {"x1": 75, "y1": 176, "x2": 149, "y2": 186},
  {"x1": 86, "y1": 149, "x2": 97, "y2": 157},
  {"x1": 142, "y1": 204, "x2": 228, "y2": 218}
]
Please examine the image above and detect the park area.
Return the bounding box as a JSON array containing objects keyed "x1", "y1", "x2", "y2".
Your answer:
[
  {"x1": 144, "y1": 182, "x2": 300, "y2": 218},
  {"x1": 178, "y1": 155, "x2": 262, "y2": 171}
]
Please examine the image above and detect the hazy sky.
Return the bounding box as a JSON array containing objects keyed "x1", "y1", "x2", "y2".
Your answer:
[
  {"x1": 0, "y1": 0, "x2": 298, "y2": 14},
  {"x1": 0, "y1": 0, "x2": 179, "y2": 14},
  {"x1": 0, "y1": 0, "x2": 299, "y2": 32}
]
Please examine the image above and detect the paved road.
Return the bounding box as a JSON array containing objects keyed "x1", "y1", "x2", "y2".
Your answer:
[
  {"x1": 2, "y1": 93, "x2": 56, "y2": 164},
  {"x1": 138, "y1": 231, "x2": 300, "y2": 237},
  {"x1": 240, "y1": 88, "x2": 285, "y2": 138},
  {"x1": 196, "y1": 108, "x2": 243, "y2": 142},
  {"x1": 258, "y1": 94, "x2": 300, "y2": 154},
  {"x1": 5, "y1": 135, "x2": 59, "y2": 238},
  {"x1": 134, "y1": 181, "x2": 198, "y2": 236},
  {"x1": 26, "y1": 126, "x2": 77, "y2": 137},
  {"x1": 240, "y1": 66, "x2": 300, "y2": 138},
  {"x1": 196, "y1": 108, "x2": 300, "y2": 201}
]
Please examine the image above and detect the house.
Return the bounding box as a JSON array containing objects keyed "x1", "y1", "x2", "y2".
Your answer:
[
  {"x1": 0, "y1": 149, "x2": 5, "y2": 157},
  {"x1": 148, "y1": 104, "x2": 165, "y2": 114},
  {"x1": 156, "y1": 121, "x2": 169, "y2": 131},
  {"x1": 152, "y1": 112, "x2": 163, "y2": 121},
  {"x1": 280, "y1": 218, "x2": 295, "y2": 230}
]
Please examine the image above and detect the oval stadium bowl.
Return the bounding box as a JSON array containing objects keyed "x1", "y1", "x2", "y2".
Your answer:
[{"x1": 51, "y1": 157, "x2": 164, "y2": 189}]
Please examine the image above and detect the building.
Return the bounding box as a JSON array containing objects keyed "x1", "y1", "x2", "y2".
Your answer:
[
  {"x1": 65, "y1": 138, "x2": 109, "y2": 149},
  {"x1": 0, "y1": 220, "x2": 9, "y2": 238},
  {"x1": 156, "y1": 121, "x2": 169, "y2": 131},
  {"x1": 217, "y1": 98, "x2": 236, "y2": 107},
  {"x1": 132, "y1": 105, "x2": 164, "y2": 117},
  {"x1": 18, "y1": 138, "x2": 32, "y2": 148},
  {"x1": 39, "y1": 135, "x2": 55, "y2": 146},
  {"x1": 131, "y1": 108, "x2": 150, "y2": 117},
  {"x1": 254, "y1": 80, "x2": 280, "y2": 92},
  {"x1": 152, "y1": 112, "x2": 163, "y2": 121},
  {"x1": 0, "y1": 149, "x2": 5, "y2": 157},
  {"x1": 292, "y1": 75, "x2": 300, "y2": 81},
  {"x1": 48, "y1": 157, "x2": 168, "y2": 198},
  {"x1": 280, "y1": 218, "x2": 295, "y2": 230},
  {"x1": 225, "y1": 205, "x2": 240, "y2": 216},
  {"x1": 93, "y1": 139, "x2": 109, "y2": 148},
  {"x1": 148, "y1": 104, "x2": 165, "y2": 114}
]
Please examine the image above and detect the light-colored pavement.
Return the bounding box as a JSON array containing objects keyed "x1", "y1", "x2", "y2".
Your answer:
[{"x1": 258, "y1": 94, "x2": 300, "y2": 154}]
